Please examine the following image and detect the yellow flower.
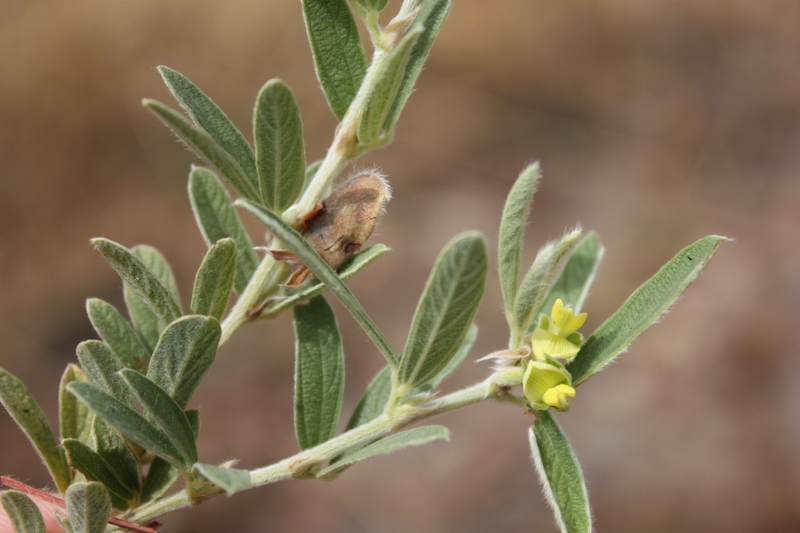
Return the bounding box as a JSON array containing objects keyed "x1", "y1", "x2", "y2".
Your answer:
[
  {"x1": 522, "y1": 359, "x2": 575, "y2": 411},
  {"x1": 530, "y1": 299, "x2": 587, "y2": 362}
]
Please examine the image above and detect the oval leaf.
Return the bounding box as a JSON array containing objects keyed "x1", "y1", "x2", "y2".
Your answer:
[
  {"x1": 63, "y1": 439, "x2": 134, "y2": 509},
  {"x1": 188, "y1": 167, "x2": 259, "y2": 294},
  {"x1": 345, "y1": 366, "x2": 392, "y2": 432},
  {"x1": 530, "y1": 412, "x2": 592, "y2": 533},
  {"x1": 1, "y1": 490, "x2": 46, "y2": 533},
  {"x1": 567, "y1": 235, "x2": 726, "y2": 385},
  {"x1": 75, "y1": 341, "x2": 135, "y2": 409},
  {"x1": 293, "y1": 296, "x2": 345, "y2": 450},
  {"x1": 91, "y1": 417, "x2": 142, "y2": 497},
  {"x1": 193, "y1": 463, "x2": 251, "y2": 495},
  {"x1": 254, "y1": 79, "x2": 306, "y2": 211},
  {"x1": 146, "y1": 315, "x2": 221, "y2": 409},
  {"x1": 65, "y1": 482, "x2": 111, "y2": 533},
  {"x1": 143, "y1": 99, "x2": 259, "y2": 201},
  {"x1": 158, "y1": 66, "x2": 258, "y2": 189},
  {"x1": 398, "y1": 232, "x2": 488, "y2": 389},
  {"x1": 190, "y1": 238, "x2": 237, "y2": 320},
  {"x1": 86, "y1": 299, "x2": 150, "y2": 371},
  {"x1": 59, "y1": 364, "x2": 91, "y2": 442},
  {"x1": 302, "y1": 0, "x2": 368, "y2": 120},
  {"x1": 0, "y1": 368, "x2": 71, "y2": 493},
  {"x1": 238, "y1": 199, "x2": 397, "y2": 367}
]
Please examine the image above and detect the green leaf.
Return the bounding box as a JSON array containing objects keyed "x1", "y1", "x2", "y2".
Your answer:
[
  {"x1": 398, "y1": 232, "x2": 488, "y2": 388},
  {"x1": 140, "y1": 409, "x2": 200, "y2": 503},
  {"x1": 537, "y1": 232, "x2": 604, "y2": 322},
  {"x1": 302, "y1": 0, "x2": 368, "y2": 120},
  {"x1": 62, "y1": 439, "x2": 134, "y2": 509},
  {"x1": 91, "y1": 418, "x2": 142, "y2": 497},
  {"x1": 119, "y1": 369, "x2": 197, "y2": 465},
  {"x1": 383, "y1": 0, "x2": 454, "y2": 131},
  {"x1": 238, "y1": 199, "x2": 397, "y2": 367},
  {"x1": 358, "y1": 26, "x2": 422, "y2": 146},
  {"x1": 188, "y1": 167, "x2": 259, "y2": 295},
  {"x1": 190, "y1": 238, "x2": 237, "y2": 320},
  {"x1": 568, "y1": 235, "x2": 726, "y2": 386},
  {"x1": 512, "y1": 228, "x2": 583, "y2": 344},
  {"x1": 351, "y1": 0, "x2": 389, "y2": 15},
  {"x1": 264, "y1": 244, "x2": 388, "y2": 317},
  {"x1": 75, "y1": 341, "x2": 135, "y2": 408},
  {"x1": 143, "y1": 99, "x2": 260, "y2": 201},
  {"x1": 146, "y1": 316, "x2": 221, "y2": 409},
  {"x1": 0, "y1": 368, "x2": 71, "y2": 493},
  {"x1": 530, "y1": 412, "x2": 592, "y2": 533},
  {"x1": 67, "y1": 382, "x2": 189, "y2": 470},
  {"x1": 86, "y1": 299, "x2": 150, "y2": 371},
  {"x1": 303, "y1": 160, "x2": 322, "y2": 193},
  {"x1": 1, "y1": 490, "x2": 46, "y2": 533},
  {"x1": 65, "y1": 482, "x2": 111, "y2": 533},
  {"x1": 59, "y1": 364, "x2": 91, "y2": 442},
  {"x1": 158, "y1": 66, "x2": 258, "y2": 189},
  {"x1": 293, "y1": 296, "x2": 345, "y2": 450},
  {"x1": 192, "y1": 463, "x2": 251, "y2": 495},
  {"x1": 498, "y1": 163, "x2": 541, "y2": 325},
  {"x1": 421, "y1": 323, "x2": 477, "y2": 391},
  {"x1": 345, "y1": 366, "x2": 391, "y2": 431},
  {"x1": 253, "y1": 79, "x2": 306, "y2": 211},
  {"x1": 318, "y1": 425, "x2": 449, "y2": 478},
  {"x1": 93, "y1": 239, "x2": 182, "y2": 331}
]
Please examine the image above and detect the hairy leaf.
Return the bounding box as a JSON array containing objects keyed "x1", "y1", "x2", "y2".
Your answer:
[
  {"x1": 91, "y1": 418, "x2": 141, "y2": 499},
  {"x1": 190, "y1": 238, "x2": 237, "y2": 320},
  {"x1": 1, "y1": 491, "x2": 45, "y2": 533},
  {"x1": 65, "y1": 482, "x2": 111, "y2": 533},
  {"x1": 75, "y1": 341, "x2": 135, "y2": 408},
  {"x1": 537, "y1": 232, "x2": 603, "y2": 321},
  {"x1": 63, "y1": 439, "x2": 134, "y2": 509},
  {"x1": 59, "y1": 364, "x2": 91, "y2": 442},
  {"x1": 193, "y1": 463, "x2": 251, "y2": 495}
]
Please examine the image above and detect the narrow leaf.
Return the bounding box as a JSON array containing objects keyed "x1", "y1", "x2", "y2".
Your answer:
[
  {"x1": 67, "y1": 382, "x2": 188, "y2": 470},
  {"x1": 293, "y1": 296, "x2": 345, "y2": 450},
  {"x1": 383, "y1": 0, "x2": 454, "y2": 131},
  {"x1": 530, "y1": 412, "x2": 592, "y2": 533},
  {"x1": 188, "y1": 167, "x2": 259, "y2": 294},
  {"x1": 1, "y1": 490, "x2": 46, "y2": 533},
  {"x1": 264, "y1": 244, "x2": 388, "y2": 317},
  {"x1": 140, "y1": 409, "x2": 200, "y2": 503},
  {"x1": 423, "y1": 323, "x2": 477, "y2": 390},
  {"x1": 0, "y1": 368, "x2": 71, "y2": 493},
  {"x1": 345, "y1": 366, "x2": 391, "y2": 431},
  {"x1": 65, "y1": 482, "x2": 111, "y2": 533},
  {"x1": 93, "y1": 239, "x2": 182, "y2": 328},
  {"x1": 318, "y1": 425, "x2": 449, "y2": 478},
  {"x1": 158, "y1": 66, "x2": 258, "y2": 188},
  {"x1": 91, "y1": 418, "x2": 142, "y2": 497},
  {"x1": 512, "y1": 228, "x2": 583, "y2": 342},
  {"x1": 238, "y1": 199, "x2": 397, "y2": 367},
  {"x1": 302, "y1": 0, "x2": 368, "y2": 119},
  {"x1": 143, "y1": 99, "x2": 259, "y2": 201},
  {"x1": 192, "y1": 464, "x2": 250, "y2": 495},
  {"x1": 119, "y1": 369, "x2": 197, "y2": 465},
  {"x1": 62, "y1": 439, "x2": 134, "y2": 508},
  {"x1": 358, "y1": 26, "x2": 422, "y2": 146},
  {"x1": 59, "y1": 364, "x2": 91, "y2": 442},
  {"x1": 537, "y1": 232, "x2": 603, "y2": 321},
  {"x1": 498, "y1": 163, "x2": 541, "y2": 323},
  {"x1": 398, "y1": 232, "x2": 488, "y2": 388},
  {"x1": 568, "y1": 236, "x2": 726, "y2": 385},
  {"x1": 86, "y1": 299, "x2": 150, "y2": 371},
  {"x1": 254, "y1": 79, "x2": 306, "y2": 211},
  {"x1": 146, "y1": 315, "x2": 221, "y2": 409},
  {"x1": 190, "y1": 238, "x2": 237, "y2": 320},
  {"x1": 75, "y1": 341, "x2": 135, "y2": 408}
]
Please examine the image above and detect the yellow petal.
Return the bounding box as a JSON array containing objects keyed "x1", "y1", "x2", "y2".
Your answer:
[
  {"x1": 531, "y1": 328, "x2": 581, "y2": 360},
  {"x1": 522, "y1": 361, "x2": 571, "y2": 404}
]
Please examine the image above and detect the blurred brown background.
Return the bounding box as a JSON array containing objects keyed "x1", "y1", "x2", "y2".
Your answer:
[{"x1": 1, "y1": 1, "x2": 799, "y2": 532}]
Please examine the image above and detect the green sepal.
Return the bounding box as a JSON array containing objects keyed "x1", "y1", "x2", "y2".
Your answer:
[
  {"x1": 253, "y1": 79, "x2": 306, "y2": 212},
  {"x1": 190, "y1": 238, "x2": 237, "y2": 320},
  {"x1": 62, "y1": 439, "x2": 134, "y2": 510},
  {"x1": 144, "y1": 99, "x2": 260, "y2": 201},
  {"x1": 146, "y1": 315, "x2": 221, "y2": 409},
  {"x1": 567, "y1": 236, "x2": 726, "y2": 385},
  {"x1": 188, "y1": 167, "x2": 259, "y2": 295},
  {"x1": 0, "y1": 368, "x2": 71, "y2": 493},
  {"x1": 75, "y1": 341, "x2": 135, "y2": 409},
  {"x1": 65, "y1": 482, "x2": 111, "y2": 533},
  {"x1": 59, "y1": 364, "x2": 92, "y2": 443},
  {"x1": 158, "y1": 66, "x2": 258, "y2": 189},
  {"x1": 238, "y1": 199, "x2": 398, "y2": 367},
  {"x1": 86, "y1": 299, "x2": 150, "y2": 371},
  {"x1": 398, "y1": 232, "x2": 487, "y2": 389},
  {"x1": 1, "y1": 490, "x2": 46, "y2": 533},
  {"x1": 66, "y1": 382, "x2": 190, "y2": 471},
  {"x1": 293, "y1": 296, "x2": 345, "y2": 450},
  {"x1": 318, "y1": 425, "x2": 449, "y2": 478},
  {"x1": 192, "y1": 463, "x2": 251, "y2": 495},
  {"x1": 530, "y1": 412, "x2": 592, "y2": 533}
]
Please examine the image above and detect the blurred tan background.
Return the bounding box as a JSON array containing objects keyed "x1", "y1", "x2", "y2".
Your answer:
[{"x1": 1, "y1": 1, "x2": 799, "y2": 532}]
